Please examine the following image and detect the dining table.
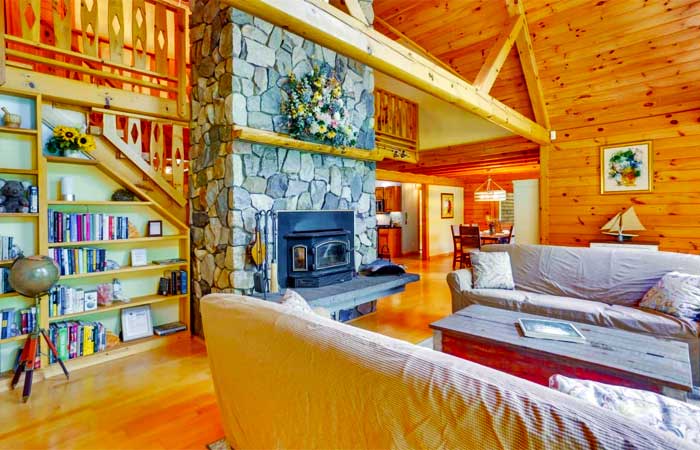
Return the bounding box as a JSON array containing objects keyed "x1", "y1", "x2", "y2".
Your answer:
[{"x1": 479, "y1": 231, "x2": 511, "y2": 244}]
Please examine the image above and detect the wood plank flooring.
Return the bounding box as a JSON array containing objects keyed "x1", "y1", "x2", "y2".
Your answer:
[{"x1": 0, "y1": 255, "x2": 453, "y2": 449}]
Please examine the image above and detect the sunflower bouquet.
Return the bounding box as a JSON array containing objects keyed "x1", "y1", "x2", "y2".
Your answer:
[
  {"x1": 282, "y1": 63, "x2": 356, "y2": 148},
  {"x1": 46, "y1": 126, "x2": 96, "y2": 156}
]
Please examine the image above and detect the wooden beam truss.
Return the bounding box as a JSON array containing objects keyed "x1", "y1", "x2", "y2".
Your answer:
[
  {"x1": 225, "y1": 0, "x2": 550, "y2": 145},
  {"x1": 474, "y1": 15, "x2": 523, "y2": 94},
  {"x1": 507, "y1": 0, "x2": 550, "y2": 128}
]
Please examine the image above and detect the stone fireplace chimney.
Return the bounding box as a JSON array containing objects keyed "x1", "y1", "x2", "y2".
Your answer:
[{"x1": 189, "y1": 1, "x2": 377, "y2": 335}]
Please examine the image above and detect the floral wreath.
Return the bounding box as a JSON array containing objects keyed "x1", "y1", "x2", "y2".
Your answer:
[{"x1": 282, "y1": 63, "x2": 357, "y2": 148}]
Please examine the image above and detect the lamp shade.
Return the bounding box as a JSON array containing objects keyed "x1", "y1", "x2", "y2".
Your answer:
[{"x1": 474, "y1": 177, "x2": 507, "y2": 202}]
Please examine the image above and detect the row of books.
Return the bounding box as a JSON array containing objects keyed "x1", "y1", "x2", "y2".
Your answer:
[
  {"x1": 158, "y1": 270, "x2": 188, "y2": 296},
  {"x1": 51, "y1": 248, "x2": 108, "y2": 275},
  {"x1": 48, "y1": 210, "x2": 130, "y2": 243},
  {"x1": 0, "y1": 268, "x2": 13, "y2": 294},
  {"x1": 48, "y1": 320, "x2": 107, "y2": 364},
  {"x1": 48, "y1": 285, "x2": 99, "y2": 318},
  {"x1": 0, "y1": 235, "x2": 20, "y2": 260},
  {"x1": 1, "y1": 307, "x2": 37, "y2": 339}
]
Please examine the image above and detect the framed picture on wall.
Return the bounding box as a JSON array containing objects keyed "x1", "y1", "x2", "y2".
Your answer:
[
  {"x1": 600, "y1": 141, "x2": 653, "y2": 194},
  {"x1": 441, "y1": 193, "x2": 454, "y2": 219}
]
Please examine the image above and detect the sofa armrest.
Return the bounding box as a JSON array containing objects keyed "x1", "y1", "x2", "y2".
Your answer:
[
  {"x1": 447, "y1": 270, "x2": 473, "y2": 313},
  {"x1": 447, "y1": 269, "x2": 473, "y2": 292}
]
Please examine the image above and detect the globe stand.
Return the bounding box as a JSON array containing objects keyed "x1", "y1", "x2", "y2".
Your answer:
[{"x1": 10, "y1": 294, "x2": 69, "y2": 402}]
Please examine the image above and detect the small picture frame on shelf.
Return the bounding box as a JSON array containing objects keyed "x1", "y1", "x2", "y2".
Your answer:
[
  {"x1": 147, "y1": 220, "x2": 163, "y2": 237},
  {"x1": 84, "y1": 290, "x2": 98, "y2": 311},
  {"x1": 130, "y1": 248, "x2": 148, "y2": 267},
  {"x1": 121, "y1": 305, "x2": 153, "y2": 342}
]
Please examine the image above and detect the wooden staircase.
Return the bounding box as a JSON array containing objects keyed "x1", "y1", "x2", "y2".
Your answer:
[{"x1": 85, "y1": 109, "x2": 189, "y2": 228}]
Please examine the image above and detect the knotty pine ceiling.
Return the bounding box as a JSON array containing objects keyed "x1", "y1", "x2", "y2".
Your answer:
[
  {"x1": 373, "y1": 0, "x2": 700, "y2": 177},
  {"x1": 373, "y1": 0, "x2": 700, "y2": 131}
]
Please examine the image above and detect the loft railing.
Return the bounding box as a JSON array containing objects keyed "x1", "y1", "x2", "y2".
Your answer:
[
  {"x1": 1, "y1": 0, "x2": 188, "y2": 118},
  {"x1": 374, "y1": 88, "x2": 419, "y2": 157}
]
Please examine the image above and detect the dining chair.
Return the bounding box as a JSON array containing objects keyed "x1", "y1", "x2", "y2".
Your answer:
[
  {"x1": 501, "y1": 223, "x2": 515, "y2": 244},
  {"x1": 458, "y1": 225, "x2": 481, "y2": 268},
  {"x1": 451, "y1": 225, "x2": 461, "y2": 270}
]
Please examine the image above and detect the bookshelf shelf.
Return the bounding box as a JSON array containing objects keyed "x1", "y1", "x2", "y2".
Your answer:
[
  {"x1": 0, "y1": 334, "x2": 29, "y2": 344},
  {"x1": 48, "y1": 200, "x2": 154, "y2": 206},
  {"x1": 59, "y1": 262, "x2": 186, "y2": 280},
  {"x1": 0, "y1": 213, "x2": 39, "y2": 218},
  {"x1": 0, "y1": 87, "x2": 190, "y2": 383},
  {"x1": 48, "y1": 294, "x2": 182, "y2": 321},
  {"x1": 48, "y1": 235, "x2": 188, "y2": 248},
  {"x1": 0, "y1": 168, "x2": 38, "y2": 175},
  {"x1": 41, "y1": 332, "x2": 187, "y2": 379},
  {"x1": 46, "y1": 156, "x2": 99, "y2": 166},
  {"x1": 0, "y1": 126, "x2": 38, "y2": 135}
]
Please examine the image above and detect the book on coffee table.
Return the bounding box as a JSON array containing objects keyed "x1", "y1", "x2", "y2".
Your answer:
[{"x1": 517, "y1": 318, "x2": 586, "y2": 344}]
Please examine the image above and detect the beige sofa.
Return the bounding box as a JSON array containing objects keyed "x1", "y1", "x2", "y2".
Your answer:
[
  {"x1": 448, "y1": 244, "x2": 700, "y2": 383},
  {"x1": 201, "y1": 294, "x2": 690, "y2": 449}
]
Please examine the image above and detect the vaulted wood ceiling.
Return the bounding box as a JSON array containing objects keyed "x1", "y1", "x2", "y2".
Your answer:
[
  {"x1": 374, "y1": 0, "x2": 700, "y2": 130},
  {"x1": 374, "y1": 0, "x2": 700, "y2": 177}
]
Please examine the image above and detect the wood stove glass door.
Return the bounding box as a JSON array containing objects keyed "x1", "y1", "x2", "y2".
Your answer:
[
  {"x1": 292, "y1": 245, "x2": 307, "y2": 272},
  {"x1": 315, "y1": 240, "x2": 348, "y2": 270}
]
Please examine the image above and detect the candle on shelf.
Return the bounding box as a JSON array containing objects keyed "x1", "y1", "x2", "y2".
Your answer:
[{"x1": 61, "y1": 176, "x2": 76, "y2": 201}]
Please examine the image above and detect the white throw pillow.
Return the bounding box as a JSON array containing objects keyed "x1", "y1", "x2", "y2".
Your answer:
[
  {"x1": 280, "y1": 289, "x2": 331, "y2": 319},
  {"x1": 639, "y1": 272, "x2": 700, "y2": 321},
  {"x1": 550, "y1": 374, "x2": 700, "y2": 446},
  {"x1": 470, "y1": 251, "x2": 515, "y2": 290}
]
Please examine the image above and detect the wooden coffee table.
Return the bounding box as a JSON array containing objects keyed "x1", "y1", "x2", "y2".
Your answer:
[{"x1": 430, "y1": 305, "x2": 693, "y2": 400}]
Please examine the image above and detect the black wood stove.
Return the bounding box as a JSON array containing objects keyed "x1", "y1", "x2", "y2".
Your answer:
[{"x1": 276, "y1": 211, "x2": 355, "y2": 288}]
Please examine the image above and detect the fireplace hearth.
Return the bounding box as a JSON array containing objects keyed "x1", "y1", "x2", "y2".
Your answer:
[{"x1": 277, "y1": 211, "x2": 356, "y2": 289}]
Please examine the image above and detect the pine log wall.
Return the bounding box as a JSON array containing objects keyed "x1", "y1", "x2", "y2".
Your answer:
[{"x1": 546, "y1": 110, "x2": 700, "y2": 254}]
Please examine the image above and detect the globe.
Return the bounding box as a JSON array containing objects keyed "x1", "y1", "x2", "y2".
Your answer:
[{"x1": 9, "y1": 255, "x2": 60, "y2": 298}]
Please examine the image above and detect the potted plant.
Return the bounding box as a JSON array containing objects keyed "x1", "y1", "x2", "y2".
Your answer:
[{"x1": 45, "y1": 126, "x2": 96, "y2": 158}]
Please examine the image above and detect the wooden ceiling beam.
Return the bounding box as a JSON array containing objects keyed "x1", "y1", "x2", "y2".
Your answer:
[
  {"x1": 376, "y1": 169, "x2": 464, "y2": 187},
  {"x1": 474, "y1": 15, "x2": 524, "y2": 94},
  {"x1": 344, "y1": 0, "x2": 370, "y2": 26},
  {"x1": 506, "y1": 0, "x2": 551, "y2": 129},
  {"x1": 225, "y1": 0, "x2": 551, "y2": 145},
  {"x1": 374, "y1": 16, "x2": 463, "y2": 79}
]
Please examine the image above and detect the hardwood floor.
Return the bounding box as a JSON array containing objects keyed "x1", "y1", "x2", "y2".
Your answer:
[
  {"x1": 0, "y1": 255, "x2": 453, "y2": 449},
  {"x1": 351, "y1": 254, "x2": 454, "y2": 343}
]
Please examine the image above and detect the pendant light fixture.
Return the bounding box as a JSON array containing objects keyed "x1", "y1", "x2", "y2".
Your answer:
[{"x1": 474, "y1": 176, "x2": 507, "y2": 202}]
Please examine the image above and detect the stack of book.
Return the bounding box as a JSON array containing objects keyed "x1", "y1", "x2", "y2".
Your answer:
[
  {"x1": 50, "y1": 248, "x2": 107, "y2": 275},
  {"x1": 48, "y1": 320, "x2": 107, "y2": 363},
  {"x1": 0, "y1": 235, "x2": 20, "y2": 260},
  {"x1": 1, "y1": 307, "x2": 37, "y2": 338},
  {"x1": 48, "y1": 210, "x2": 129, "y2": 243},
  {"x1": 0, "y1": 268, "x2": 13, "y2": 294},
  {"x1": 48, "y1": 285, "x2": 100, "y2": 317},
  {"x1": 159, "y1": 270, "x2": 188, "y2": 296}
]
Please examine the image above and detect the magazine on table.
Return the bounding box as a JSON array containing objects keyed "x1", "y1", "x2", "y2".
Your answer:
[{"x1": 518, "y1": 318, "x2": 586, "y2": 344}]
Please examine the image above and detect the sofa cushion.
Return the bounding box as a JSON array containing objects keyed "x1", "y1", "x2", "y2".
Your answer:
[
  {"x1": 481, "y1": 244, "x2": 700, "y2": 307},
  {"x1": 640, "y1": 272, "x2": 700, "y2": 321},
  {"x1": 460, "y1": 288, "x2": 699, "y2": 340},
  {"x1": 550, "y1": 375, "x2": 700, "y2": 447},
  {"x1": 470, "y1": 251, "x2": 514, "y2": 290}
]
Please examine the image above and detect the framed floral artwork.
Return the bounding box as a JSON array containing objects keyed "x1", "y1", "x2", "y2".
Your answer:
[
  {"x1": 441, "y1": 193, "x2": 454, "y2": 219},
  {"x1": 600, "y1": 141, "x2": 653, "y2": 194}
]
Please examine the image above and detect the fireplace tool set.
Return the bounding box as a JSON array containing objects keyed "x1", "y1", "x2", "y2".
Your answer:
[{"x1": 250, "y1": 210, "x2": 278, "y2": 297}]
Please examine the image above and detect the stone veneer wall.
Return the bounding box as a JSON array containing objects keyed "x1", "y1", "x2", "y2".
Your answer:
[{"x1": 189, "y1": 1, "x2": 377, "y2": 336}]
